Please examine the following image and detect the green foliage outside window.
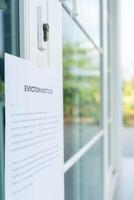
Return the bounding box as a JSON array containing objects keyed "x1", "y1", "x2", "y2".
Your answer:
[
  {"x1": 123, "y1": 79, "x2": 134, "y2": 126},
  {"x1": 63, "y1": 42, "x2": 100, "y2": 124}
]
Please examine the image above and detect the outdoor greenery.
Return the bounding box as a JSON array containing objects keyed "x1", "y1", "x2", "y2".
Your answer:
[
  {"x1": 0, "y1": 44, "x2": 133, "y2": 126},
  {"x1": 63, "y1": 42, "x2": 100, "y2": 124},
  {"x1": 63, "y1": 42, "x2": 134, "y2": 126},
  {"x1": 123, "y1": 79, "x2": 134, "y2": 126}
]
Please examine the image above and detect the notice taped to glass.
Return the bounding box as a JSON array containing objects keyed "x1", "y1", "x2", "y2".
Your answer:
[{"x1": 5, "y1": 54, "x2": 64, "y2": 200}]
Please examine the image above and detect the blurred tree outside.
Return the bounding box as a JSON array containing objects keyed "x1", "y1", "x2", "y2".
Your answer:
[
  {"x1": 123, "y1": 78, "x2": 134, "y2": 126},
  {"x1": 63, "y1": 42, "x2": 100, "y2": 125},
  {"x1": 63, "y1": 41, "x2": 134, "y2": 127}
]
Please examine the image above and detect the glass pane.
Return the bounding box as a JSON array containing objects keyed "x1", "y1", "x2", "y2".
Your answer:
[
  {"x1": 77, "y1": 0, "x2": 100, "y2": 45},
  {"x1": 108, "y1": 123, "x2": 112, "y2": 167},
  {"x1": 108, "y1": 69, "x2": 111, "y2": 117},
  {"x1": 0, "y1": 1, "x2": 20, "y2": 199},
  {"x1": 62, "y1": 8, "x2": 101, "y2": 162},
  {"x1": 65, "y1": 139, "x2": 103, "y2": 200},
  {"x1": 107, "y1": 0, "x2": 111, "y2": 118},
  {"x1": 64, "y1": 0, "x2": 73, "y2": 10}
]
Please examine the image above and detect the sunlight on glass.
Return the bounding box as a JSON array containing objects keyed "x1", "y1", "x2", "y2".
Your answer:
[
  {"x1": 121, "y1": 0, "x2": 134, "y2": 126},
  {"x1": 62, "y1": 8, "x2": 101, "y2": 161},
  {"x1": 65, "y1": 139, "x2": 103, "y2": 200},
  {"x1": 77, "y1": 0, "x2": 100, "y2": 45}
]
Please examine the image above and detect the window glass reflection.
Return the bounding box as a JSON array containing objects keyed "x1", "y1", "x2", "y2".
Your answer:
[
  {"x1": 77, "y1": 0, "x2": 100, "y2": 45},
  {"x1": 65, "y1": 139, "x2": 103, "y2": 200},
  {"x1": 108, "y1": 123, "x2": 112, "y2": 167},
  {"x1": 63, "y1": 8, "x2": 101, "y2": 161},
  {"x1": 0, "y1": 0, "x2": 19, "y2": 99},
  {"x1": 0, "y1": 1, "x2": 19, "y2": 200}
]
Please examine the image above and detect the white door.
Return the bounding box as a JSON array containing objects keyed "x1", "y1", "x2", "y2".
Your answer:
[
  {"x1": 0, "y1": 1, "x2": 62, "y2": 200},
  {"x1": 0, "y1": 0, "x2": 120, "y2": 200},
  {"x1": 20, "y1": 1, "x2": 109, "y2": 199}
]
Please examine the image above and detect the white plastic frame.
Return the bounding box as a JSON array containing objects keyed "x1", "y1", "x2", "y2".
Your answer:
[{"x1": 19, "y1": 0, "x2": 121, "y2": 200}]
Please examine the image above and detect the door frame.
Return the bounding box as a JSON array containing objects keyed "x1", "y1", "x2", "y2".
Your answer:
[{"x1": 19, "y1": 0, "x2": 121, "y2": 200}]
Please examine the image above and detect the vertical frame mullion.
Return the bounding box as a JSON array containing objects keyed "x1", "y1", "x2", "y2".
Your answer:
[{"x1": 101, "y1": 0, "x2": 109, "y2": 199}]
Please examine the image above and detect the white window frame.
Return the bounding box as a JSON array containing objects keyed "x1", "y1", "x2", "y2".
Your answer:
[{"x1": 19, "y1": 0, "x2": 121, "y2": 200}]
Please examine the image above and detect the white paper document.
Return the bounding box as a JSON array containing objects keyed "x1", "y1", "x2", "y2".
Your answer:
[{"x1": 5, "y1": 54, "x2": 64, "y2": 200}]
